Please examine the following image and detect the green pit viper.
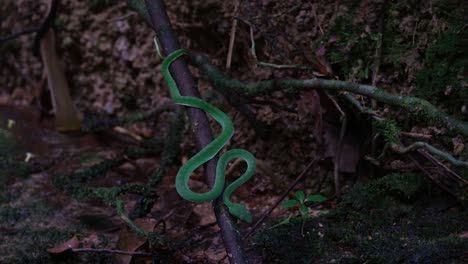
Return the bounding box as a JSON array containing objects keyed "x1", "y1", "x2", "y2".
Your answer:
[{"x1": 159, "y1": 48, "x2": 256, "y2": 223}]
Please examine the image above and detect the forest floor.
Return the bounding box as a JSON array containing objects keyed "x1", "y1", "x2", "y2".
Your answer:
[{"x1": 0, "y1": 0, "x2": 467, "y2": 263}]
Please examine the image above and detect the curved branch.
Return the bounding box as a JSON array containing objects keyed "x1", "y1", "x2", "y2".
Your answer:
[
  {"x1": 391, "y1": 142, "x2": 468, "y2": 168},
  {"x1": 189, "y1": 53, "x2": 468, "y2": 138}
]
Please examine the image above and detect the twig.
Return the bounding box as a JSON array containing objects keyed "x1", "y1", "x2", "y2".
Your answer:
[
  {"x1": 116, "y1": 200, "x2": 148, "y2": 237},
  {"x1": 325, "y1": 92, "x2": 347, "y2": 200},
  {"x1": 408, "y1": 154, "x2": 457, "y2": 195},
  {"x1": 71, "y1": 248, "x2": 153, "y2": 257},
  {"x1": 369, "y1": 6, "x2": 385, "y2": 178},
  {"x1": 225, "y1": 0, "x2": 240, "y2": 70},
  {"x1": 418, "y1": 150, "x2": 468, "y2": 185},
  {"x1": 341, "y1": 93, "x2": 382, "y2": 119},
  {"x1": 243, "y1": 158, "x2": 318, "y2": 239},
  {"x1": 235, "y1": 17, "x2": 312, "y2": 70},
  {"x1": 225, "y1": 158, "x2": 245, "y2": 177},
  {"x1": 391, "y1": 142, "x2": 468, "y2": 168},
  {"x1": 400, "y1": 131, "x2": 432, "y2": 140},
  {"x1": 143, "y1": 1, "x2": 249, "y2": 263},
  {"x1": 324, "y1": 91, "x2": 346, "y2": 199},
  {"x1": 108, "y1": 13, "x2": 136, "y2": 23},
  {"x1": 370, "y1": 1, "x2": 387, "y2": 109}
]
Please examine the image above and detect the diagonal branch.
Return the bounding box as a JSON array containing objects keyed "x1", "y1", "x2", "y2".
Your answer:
[
  {"x1": 143, "y1": 0, "x2": 249, "y2": 263},
  {"x1": 189, "y1": 53, "x2": 468, "y2": 138}
]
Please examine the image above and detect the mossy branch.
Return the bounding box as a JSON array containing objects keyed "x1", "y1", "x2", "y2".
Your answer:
[
  {"x1": 189, "y1": 52, "x2": 468, "y2": 138},
  {"x1": 130, "y1": 109, "x2": 185, "y2": 218},
  {"x1": 52, "y1": 146, "x2": 161, "y2": 196},
  {"x1": 82, "y1": 104, "x2": 175, "y2": 131},
  {"x1": 390, "y1": 142, "x2": 468, "y2": 168}
]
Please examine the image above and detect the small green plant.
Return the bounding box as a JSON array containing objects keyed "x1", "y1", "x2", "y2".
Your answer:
[{"x1": 282, "y1": 191, "x2": 327, "y2": 217}]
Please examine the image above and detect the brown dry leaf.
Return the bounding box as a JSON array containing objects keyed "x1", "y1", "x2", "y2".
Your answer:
[
  {"x1": 112, "y1": 218, "x2": 157, "y2": 264},
  {"x1": 47, "y1": 236, "x2": 80, "y2": 254}
]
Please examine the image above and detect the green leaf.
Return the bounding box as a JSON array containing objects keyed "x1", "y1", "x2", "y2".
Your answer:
[
  {"x1": 295, "y1": 191, "x2": 305, "y2": 203},
  {"x1": 299, "y1": 205, "x2": 308, "y2": 216},
  {"x1": 305, "y1": 194, "x2": 327, "y2": 203},
  {"x1": 281, "y1": 199, "x2": 300, "y2": 209}
]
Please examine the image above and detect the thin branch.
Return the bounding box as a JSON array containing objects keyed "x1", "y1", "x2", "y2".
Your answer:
[
  {"x1": 417, "y1": 150, "x2": 468, "y2": 185},
  {"x1": 225, "y1": 0, "x2": 240, "y2": 70},
  {"x1": 243, "y1": 158, "x2": 318, "y2": 240},
  {"x1": 72, "y1": 248, "x2": 154, "y2": 257},
  {"x1": 391, "y1": 142, "x2": 468, "y2": 168},
  {"x1": 325, "y1": 91, "x2": 347, "y2": 199},
  {"x1": 400, "y1": 131, "x2": 432, "y2": 140},
  {"x1": 235, "y1": 17, "x2": 312, "y2": 70},
  {"x1": 370, "y1": 1, "x2": 387, "y2": 109},
  {"x1": 408, "y1": 154, "x2": 458, "y2": 196}
]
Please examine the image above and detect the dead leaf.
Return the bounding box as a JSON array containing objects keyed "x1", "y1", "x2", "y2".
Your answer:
[
  {"x1": 47, "y1": 236, "x2": 80, "y2": 254},
  {"x1": 112, "y1": 218, "x2": 157, "y2": 264}
]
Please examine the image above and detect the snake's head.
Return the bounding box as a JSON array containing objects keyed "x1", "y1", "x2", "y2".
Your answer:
[{"x1": 228, "y1": 204, "x2": 253, "y2": 224}]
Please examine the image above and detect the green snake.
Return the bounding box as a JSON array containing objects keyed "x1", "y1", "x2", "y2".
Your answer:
[{"x1": 160, "y1": 49, "x2": 256, "y2": 223}]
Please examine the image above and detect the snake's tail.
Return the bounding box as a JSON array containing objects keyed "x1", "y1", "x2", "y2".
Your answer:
[{"x1": 222, "y1": 149, "x2": 256, "y2": 223}]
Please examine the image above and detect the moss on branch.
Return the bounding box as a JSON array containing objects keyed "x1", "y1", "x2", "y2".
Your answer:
[{"x1": 189, "y1": 52, "x2": 468, "y2": 138}]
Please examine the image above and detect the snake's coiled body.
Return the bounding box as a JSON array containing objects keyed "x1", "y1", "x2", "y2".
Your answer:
[{"x1": 162, "y1": 49, "x2": 256, "y2": 223}]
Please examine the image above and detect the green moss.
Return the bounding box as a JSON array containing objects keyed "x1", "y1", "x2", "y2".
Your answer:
[
  {"x1": 375, "y1": 119, "x2": 401, "y2": 144},
  {"x1": 414, "y1": 26, "x2": 467, "y2": 116},
  {"x1": 252, "y1": 173, "x2": 467, "y2": 263},
  {"x1": 324, "y1": 14, "x2": 377, "y2": 79}
]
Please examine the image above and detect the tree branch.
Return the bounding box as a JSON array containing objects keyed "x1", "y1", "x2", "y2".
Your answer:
[
  {"x1": 189, "y1": 53, "x2": 468, "y2": 138},
  {"x1": 391, "y1": 142, "x2": 468, "y2": 168},
  {"x1": 143, "y1": 1, "x2": 249, "y2": 263}
]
